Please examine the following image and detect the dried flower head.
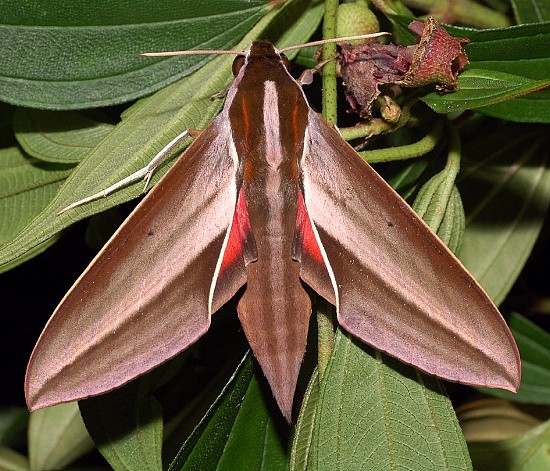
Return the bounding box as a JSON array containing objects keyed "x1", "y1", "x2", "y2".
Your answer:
[
  {"x1": 339, "y1": 17, "x2": 469, "y2": 118},
  {"x1": 399, "y1": 17, "x2": 469, "y2": 90}
]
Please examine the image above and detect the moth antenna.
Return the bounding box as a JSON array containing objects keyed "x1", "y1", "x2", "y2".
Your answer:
[
  {"x1": 141, "y1": 33, "x2": 389, "y2": 57},
  {"x1": 141, "y1": 49, "x2": 243, "y2": 57},
  {"x1": 279, "y1": 32, "x2": 390, "y2": 53}
]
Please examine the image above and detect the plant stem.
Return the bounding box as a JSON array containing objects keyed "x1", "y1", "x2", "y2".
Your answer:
[
  {"x1": 340, "y1": 98, "x2": 418, "y2": 142},
  {"x1": 358, "y1": 117, "x2": 444, "y2": 163},
  {"x1": 322, "y1": 0, "x2": 339, "y2": 123}
]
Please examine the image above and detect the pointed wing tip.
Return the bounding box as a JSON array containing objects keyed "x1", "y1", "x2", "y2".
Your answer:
[
  {"x1": 25, "y1": 384, "x2": 56, "y2": 412},
  {"x1": 508, "y1": 362, "x2": 522, "y2": 392},
  {"x1": 25, "y1": 397, "x2": 38, "y2": 412},
  {"x1": 491, "y1": 346, "x2": 522, "y2": 393},
  {"x1": 26, "y1": 393, "x2": 79, "y2": 413},
  {"x1": 25, "y1": 369, "x2": 84, "y2": 413},
  {"x1": 442, "y1": 352, "x2": 522, "y2": 393},
  {"x1": 456, "y1": 354, "x2": 521, "y2": 393},
  {"x1": 24, "y1": 364, "x2": 56, "y2": 412},
  {"x1": 497, "y1": 368, "x2": 522, "y2": 394},
  {"x1": 24, "y1": 375, "x2": 41, "y2": 412},
  {"x1": 27, "y1": 401, "x2": 46, "y2": 413},
  {"x1": 25, "y1": 389, "x2": 52, "y2": 412},
  {"x1": 477, "y1": 374, "x2": 520, "y2": 394}
]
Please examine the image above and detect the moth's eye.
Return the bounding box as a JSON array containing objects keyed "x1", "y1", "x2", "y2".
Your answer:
[
  {"x1": 281, "y1": 53, "x2": 290, "y2": 71},
  {"x1": 232, "y1": 55, "x2": 246, "y2": 76}
]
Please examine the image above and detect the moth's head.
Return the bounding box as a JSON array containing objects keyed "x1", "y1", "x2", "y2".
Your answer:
[{"x1": 232, "y1": 40, "x2": 290, "y2": 77}]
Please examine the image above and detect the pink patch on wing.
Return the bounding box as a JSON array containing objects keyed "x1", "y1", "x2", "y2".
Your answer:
[
  {"x1": 295, "y1": 191, "x2": 324, "y2": 265},
  {"x1": 220, "y1": 187, "x2": 252, "y2": 273}
]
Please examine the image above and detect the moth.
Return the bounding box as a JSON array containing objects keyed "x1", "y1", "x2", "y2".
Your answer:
[{"x1": 25, "y1": 39, "x2": 521, "y2": 422}]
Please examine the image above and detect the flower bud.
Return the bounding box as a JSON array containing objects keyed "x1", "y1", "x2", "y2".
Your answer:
[{"x1": 336, "y1": 3, "x2": 380, "y2": 44}]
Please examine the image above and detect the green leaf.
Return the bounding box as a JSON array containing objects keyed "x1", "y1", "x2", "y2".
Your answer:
[
  {"x1": 0, "y1": 58, "x2": 229, "y2": 272},
  {"x1": 213, "y1": 373, "x2": 286, "y2": 471},
  {"x1": 311, "y1": 330, "x2": 472, "y2": 471},
  {"x1": 459, "y1": 399, "x2": 542, "y2": 443},
  {"x1": 28, "y1": 402, "x2": 94, "y2": 470},
  {"x1": 458, "y1": 22, "x2": 550, "y2": 64},
  {"x1": 458, "y1": 126, "x2": 550, "y2": 305},
  {"x1": 0, "y1": 0, "x2": 271, "y2": 109},
  {"x1": 0, "y1": 407, "x2": 28, "y2": 470},
  {"x1": 168, "y1": 354, "x2": 287, "y2": 471},
  {"x1": 0, "y1": 31, "x2": 232, "y2": 271},
  {"x1": 13, "y1": 109, "x2": 115, "y2": 163},
  {"x1": 0, "y1": 446, "x2": 28, "y2": 471},
  {"x1": 265, "y1": 0, "x2": 324, "y2": 58},
  {"x1": 0, "y1": 147, "x2": 71, "y2": 256},
  {"x1": 437, "y1": 186, "x2": 465, "y2": 254},
  {"x1": 424, "y1": 70, "x2": 550, "y2": 121},
  {"x1": 412, "y1": 134, "x2": 465, "y2": 253},
  {"x1": 168, "y1": 355, "x2": 253, "y2": 471},
  {"x1": 413, "y1": 20, "x2": 550, "y2": 122},
  {"x1": 79, "y1": 352, "x2": 186, "y2": 471},
  {"x1": 511, "y1": 0, "x2": 550, "y2": 24},
  {"x1": 386, "y1": 157, "x2": 432, "y2": 200},
  {"x1": 0, "y1": 407, "x2": 28, "y2": 447},
  {"x1": 476, "y1": 89, "x2": 550, "y2": 123},
  {"x1": 467, "y1": 418, "x2": 550, "y2": 470},
  {"x1": 79, "y1": 378, "x2": 165, "y2": 471},
  {"x1": 290, "y1": 369, "x2": 319, "y2": 471},
  {"x1": 480, "y1": 313, "x2": 550, "y2": 404}
]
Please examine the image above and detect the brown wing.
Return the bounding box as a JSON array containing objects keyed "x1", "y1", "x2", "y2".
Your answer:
[
  {"x1": 26, "y1": 115, "x2": 248, "y2": 410},
  {"x1": 299, "y1": 111, "x2": 520, "y2": 391}
]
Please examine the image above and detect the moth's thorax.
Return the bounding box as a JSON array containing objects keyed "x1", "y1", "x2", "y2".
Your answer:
[{"x1": 228, "y1": 44, "x2": 309, "y2": 181}]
